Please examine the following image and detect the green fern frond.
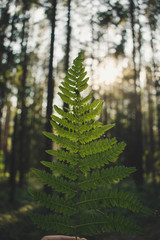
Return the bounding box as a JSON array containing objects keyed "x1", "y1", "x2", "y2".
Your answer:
[
  {"x1": 76, "y1": 214, "x2": 143, "y2": 236},
  {"x1": 79, "y1": 142, "x2": 126, "y2": 172},
  {"x1": 78, "y1": 121, "x2": 102, "y2": 134},
  {"x1": 30, "y1": 213, "x2": 74, "y2": 234},
  {"x1": 58, "y1": 92, "x2": 76, "y2": 106},
  {"x1": 66, "y1": 72, "x2": 77, "y2": 82},
  {"x1": 59, "y1": 85, "x2": 77, "y2": 99},
  {"x1": 45, "y1": 149, "x2": 79, "y2": 165},
  {"x1": 30, "y1": 52, "x2": 150, "y2": 237},
  {"x1": 77, "y1": 188, "x2": 149, "y2": 214},
  {"x1": 61, "y1": 81, "x2": 75, "y2": 92},
  {"x1": 32, "y1": 168, "x2": 77, "y2": 197},
  {"x1": 78, "y1": 99, "x2": 100, "y2": 114},
  {"x1": 68, "y1": 68, "x2": 76, "y2": 76},
  {"x1": 50, "y1": 115, "x2": 79, "y2": 132},
  {"x1": 79, "y1": 137, "x2": 117, "y2": 157},
  {"x1": 79, "y1": 124, "x2": 115, "y2": 144},
  {"x1": 64, "y1": 76, "x2": 75, "y2": 86},
  {"x1": 29, "y1": 190, "x2": 76, "y2": 216},
  {"x1": 80, "y1": 91, "x2": 93, "y2": 105},
  {"x1": 78, "y1": 101, "x2": 103, "y2": 122},
  {"x1": 43, "y1": 132, "x2": 79, "y2": 152},
  {"x1": 54, "y1": 105, "x2": 79, "y2": 123},
  {"x1": 78, "y1": 81, "x2": 88, "y2": 92},
  {"x1": 77, "y1": 72, "x2": 87, "y2": 83},
  {"x1": 77, "y1": 77, "x2": 89, "y2": 88},
  {"x1": 50, "y1": 120, "x2": 79, "y2": 141},
  {"x1": 41, "y1": 161, "x2": 79, "y2": 180},
  {"x1": 78, "y1": 166, "x2": 136, "y2": 190}
]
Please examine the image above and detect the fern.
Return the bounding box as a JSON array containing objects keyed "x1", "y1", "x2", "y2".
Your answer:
[{"x1": 30, "y1": 52, "x2": 151, "y2": 238}]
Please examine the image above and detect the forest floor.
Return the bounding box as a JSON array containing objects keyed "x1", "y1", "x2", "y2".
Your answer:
[{"x1": 0, "y1": 175, "x2": 160, "y2": 240}]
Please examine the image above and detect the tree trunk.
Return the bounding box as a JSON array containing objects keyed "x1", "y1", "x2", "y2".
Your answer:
[
  {"x1": 149, "y1": 26, "x2": 160, "y2": 147},
  {"x1": 63, "y1": 0, "x2": 72, "y2": 111},
  {"x1": 45, "y1": 0, "x2": 57, "y2": 155},
  {"x1": 18, "y1": 13, "x2": 29, "y2": 187},
  {"x1": 129, "y1": 0, "x2": 143, "y2": 185},
  {"x1": 9, "y1": 113, "x2": 18, "y2": 202},
  {"x1": 146, "y1": 68, "x2": 155, "y2": 182},
  {"x1": 44, "y1": 0, "x2": 57, "y2": 194},
  {"x1": 3, "y1": 104, "x2": 11, "y2": 174},
  {"x1": 90, "y1": 0, "x2": 95, "y2": 82},
  {"x1": 0, "y1": 2, "x2": 10, "y2": 150},
  {"x1": 0, "y1": 110, "x2": 2, "y2": 151},
  {"x1": 156, "y1": 76, "x2": 160, "y2": 146}
]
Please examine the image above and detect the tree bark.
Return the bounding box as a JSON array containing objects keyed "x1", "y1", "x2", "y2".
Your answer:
[
  {"x1": 63, "y1": 0, "x2": 72, "y2": 112},
  {"x1": 0, "y1": 2, "x2": 10, "y2": 150},
  {"x1": 9, "y1": 113, "x2": 18, "y2": 202},
  {"x1": 149, "y1": 26, "x2": 160, "y2": 147},
  {"x1": 129, "y1": 0, "x2": 143, "y2": 185},
  {"x1": 146, "y1": 68, "x2": 155, "y2": 182},
  {"x1": 45, "y1": 0, "x2": 57, "y2": 154},
  {"x1": 18, "y1": 13, "x2": 29, "y2": 187},
  {"x1": 44, "y1": 0, "x2": 57, "y2": 194}
]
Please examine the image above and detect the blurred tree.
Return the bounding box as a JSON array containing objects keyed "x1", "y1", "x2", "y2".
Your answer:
[
  {"x1": 97, "y1": 0, "x2": 144, "y2": 185},
  {"x1": 65, "y1": 0, "x2": 72, "y2": 77},
  {"x1": 18, "y1": 5, "x2": 30, "y2": 187},
  {"x1": 0, "y1": 0, "x2": 15, "y2": 151},
  {"x1": 145, "y1": 0, "x2": 160, "y2": 146},
  {"x1": 27, "y1": 81, "x2": 45, "y2": 169},
  {"x1": 44, "y1": 0, "x2": 57, "y2": 174},
  {"x1": 97, "y1": 0, "x2": 128, "y2": 57},
  {"x1": 7, "y1": 0, "x2": 42, "y2": 197},
  {"x1": 1, "y1": 103, "x2": 11, "y2": 176},
  {"x1": 9, "y1": 112, "x2": 18, "y2": 202},
  {"x1": 129, "y1": 0, "x2": 143, "y2": 185},
  {"x1": 146, "y1": 66, "x2": 155, "y2": 182},
  {"x1": 0, "y1": 1, "x2": 20, "y2": 185},
  {"x1": 7, "y1": 0, "x2": 32, "y2": 196},
  {"x1": 63, "y1": 0, "x2": 72, "y2": 111}
]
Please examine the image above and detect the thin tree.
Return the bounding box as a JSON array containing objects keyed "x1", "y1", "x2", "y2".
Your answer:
[
  {"x1": 0, "y1": 1, "x2": 12, "y2": 150},
  {"x1": 63, "y1": 0, "x2": 72, "y2": 111},
  {"x1": 45, "y1": 0, "x2": 57, "y2": 163},
  {"x1": 9, "y1": 113, "x2": 18, "y2": 202},
  {"x1": 146, "y1": 67, "x2": 155, "y2": 182},
  {"x1": 129, "y1": 0, "x2": 143, "y2": 185},
  {"x1": 18, "y1": 7, "x2": 30, "y2": 187},
  {"x1": 146, "y1": 1, "x2": 160, "y2": 146}
]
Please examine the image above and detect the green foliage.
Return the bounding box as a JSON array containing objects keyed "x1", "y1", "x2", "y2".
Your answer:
[{"x1": 30, "y1": 52, "x2": 151, "y2": 238}]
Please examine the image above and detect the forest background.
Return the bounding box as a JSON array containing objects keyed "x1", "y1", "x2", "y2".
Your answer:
[{"x1": 0, "y1": 0, "x2": 160, "y2": 240}]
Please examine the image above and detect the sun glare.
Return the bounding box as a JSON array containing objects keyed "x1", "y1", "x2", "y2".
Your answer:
[
  {"x1": 94, "y1": 58, "x2": 121, "y2": 88},
  {"x1": 99, "y1": 62, "x2": 119, "y2": 84}
]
